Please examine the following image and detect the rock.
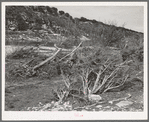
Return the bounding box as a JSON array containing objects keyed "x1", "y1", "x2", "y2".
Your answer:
[
  {"x1": 54, "y1": 102, "x2": 59, "y2": 106},
  {"x1": 42, "y1": 103, "x2": 51, "y2": 108},
  {"x1": 81, "y1": 109, "x2": 88, "y2": 111},
  {"x1": 116, "y1": 101, "x2": 133, "y2": 108},
  {"x1": 63, "y1": 101, "x2": 69, "y2": 106},
  {"x1": 96, "y1": 105, "x2": 102, "y2": 108},
  {"x1": 51, "y1": 101, "x2": 55, "y2": 104},
  {"x1": 88, "y1": 94, "x2": 102, "y2": 102},
  {"x1": 59, "y1": 106, "x2": 65, "y2": 110},
  {"x1": 51, "y1": 108, "x2": 60, "y2": 111},
  {"x1": 38, "y1": 102, "x2": 43, "y2": 106},
  {"x1": 104, "y1": 106, "x2": 110, "y2": 108},
  {"x1": 42, "y1": 24, "x2": 47, "y2": 29},
  {"x1": 38, "y1": 30, "x2": 45, "y2": 34}
]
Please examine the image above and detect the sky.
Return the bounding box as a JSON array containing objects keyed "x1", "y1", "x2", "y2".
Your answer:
[{"x1": 54, "y1": 6, "x2": 144, "y2": 33}]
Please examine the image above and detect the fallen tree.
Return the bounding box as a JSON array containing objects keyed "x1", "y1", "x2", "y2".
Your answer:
[
  {"x1": 9, "y1": 39, "x2": 84, "y2": 78},
  {"x1": 32, "y1": 46, "x2": 61, "y2": 71},
  {"x1": 31, "y1": 40, "x2": 84, "y2": 75}
]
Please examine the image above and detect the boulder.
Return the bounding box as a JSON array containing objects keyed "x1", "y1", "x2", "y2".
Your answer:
[{"x1": 88, "y1": 94, "x2": 102, "y2": 102}]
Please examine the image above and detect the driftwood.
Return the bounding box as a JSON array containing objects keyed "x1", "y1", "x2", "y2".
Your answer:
[
  {"x1": 32, "y1": 45, "x2": 61, "y2": 71},
  {"x1": 59, "y1": 40, "x2": 84, "y2": 62},
  {"x1": 32, "y1": 40, "x2": 84, "y2": 72}
]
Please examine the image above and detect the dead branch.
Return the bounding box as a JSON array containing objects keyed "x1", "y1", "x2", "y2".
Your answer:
[
  {"x1": 54, "y1": 90, "x2": 69, "y2": 107},
  {"x1": 103, "y1": 74, "x2": 129, "y2": 93},
  {"x1": 91, "y1": 62, "x2": 112, "y2": 93},
  {"x1": 92, "y1": 66, "x2": 120, "y2": 94},
  {"x1": 108, "y1": 93, "x2": 131, "y2": 104},
  {"x1": 105, "y1": 75, "x2": 116, "y2": 88},
  {"x1": 59, "y1": 40, "x2": 84, "y2": 62},
  {"x1": 91, "y1": 70, "x2": 102, "y2": 92},
  {"x1": 115, "y1": 60, "x2": 133, "y2": 67},
  {"x1": 22, "y1": 58, "x2": 34, "y2": 68},
  {"x1": 100, "y1": 62, "x2": 129, "y2": 93},
  {"x1": 54, "y1": 44, "x2": 59, "y2": 50},
  {"x1": 32, "y1": 47, "x2": 61, "y2": 71},
  {"x1": 92, "y1": 75, "x2": 109, "y2": 94},
  {"x1": 101, "y1": 61, "x2": 112, "y2": 74},
  {"x1": 60, "y1": 68, "x2": 70, "y2": 88},
  {"x1": 79, "y1": 71, "x2": 89, "y2": 97}
]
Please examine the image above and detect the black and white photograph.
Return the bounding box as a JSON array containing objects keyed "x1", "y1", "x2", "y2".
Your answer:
[{"x1": 2, "y1": 2, "x2": 148, "y2": 120}]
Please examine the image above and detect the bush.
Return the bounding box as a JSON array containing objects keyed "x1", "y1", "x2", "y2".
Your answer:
[
  {"x1": 60, "y1": 38, "x2": 80, "y2": 49},
  {"x1": 59, "y1": 10, "x2": 65, "y2": 15},
  {"x1": 65, "y1": 13, "x2": 70, "y2": 18},
  {"x1": 16, "y1": 14, "x2": 29, "y2": 31},
  {"x1": 121, "y1": 46, "x2": 143, "y2": 62},
  {"x1": 38, "y1": 6, "x2": 46, "y2": 13},
  {"x1": 5, "y1": 62, "x2": 27, "y2": 82},
  {"x1": 51, "y1": 7, "x2": 58, "y2": 16},
  {"x1": 46, "y1": 6, "x2": 52, "y2": 13},
  {"x1": 6, "y1": 46, "x2": 38, "y2": 59}
]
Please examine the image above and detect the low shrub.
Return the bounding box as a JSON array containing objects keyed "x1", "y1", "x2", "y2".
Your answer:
[{"x1": 6, "y1": 46, "x2": 39, "y2": 59}]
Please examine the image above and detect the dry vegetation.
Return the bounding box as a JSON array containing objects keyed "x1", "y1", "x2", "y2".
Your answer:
[{"x1": 5, "y1": 6, "x2": 144, "y2": 111}]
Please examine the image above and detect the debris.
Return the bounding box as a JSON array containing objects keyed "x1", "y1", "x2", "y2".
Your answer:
[
  {"x1": 116, "y1": 100, "x2": 133, "y2": 108},
  {"x1": 39, "y1": 103, "x2": 52, "y2": 111}
]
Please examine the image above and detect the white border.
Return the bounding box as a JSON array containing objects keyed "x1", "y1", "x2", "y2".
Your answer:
[
  {"x1": 2, "y1": 2, "x2": 147, "y2": 6},
  {"x1": 2, "y1": 2, "x2": 148, "y2": 120}
]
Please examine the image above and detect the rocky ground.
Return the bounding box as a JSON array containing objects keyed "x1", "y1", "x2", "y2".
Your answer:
[{"x1": 5, "y1": 76, "x2": 143, "y2": 111}]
